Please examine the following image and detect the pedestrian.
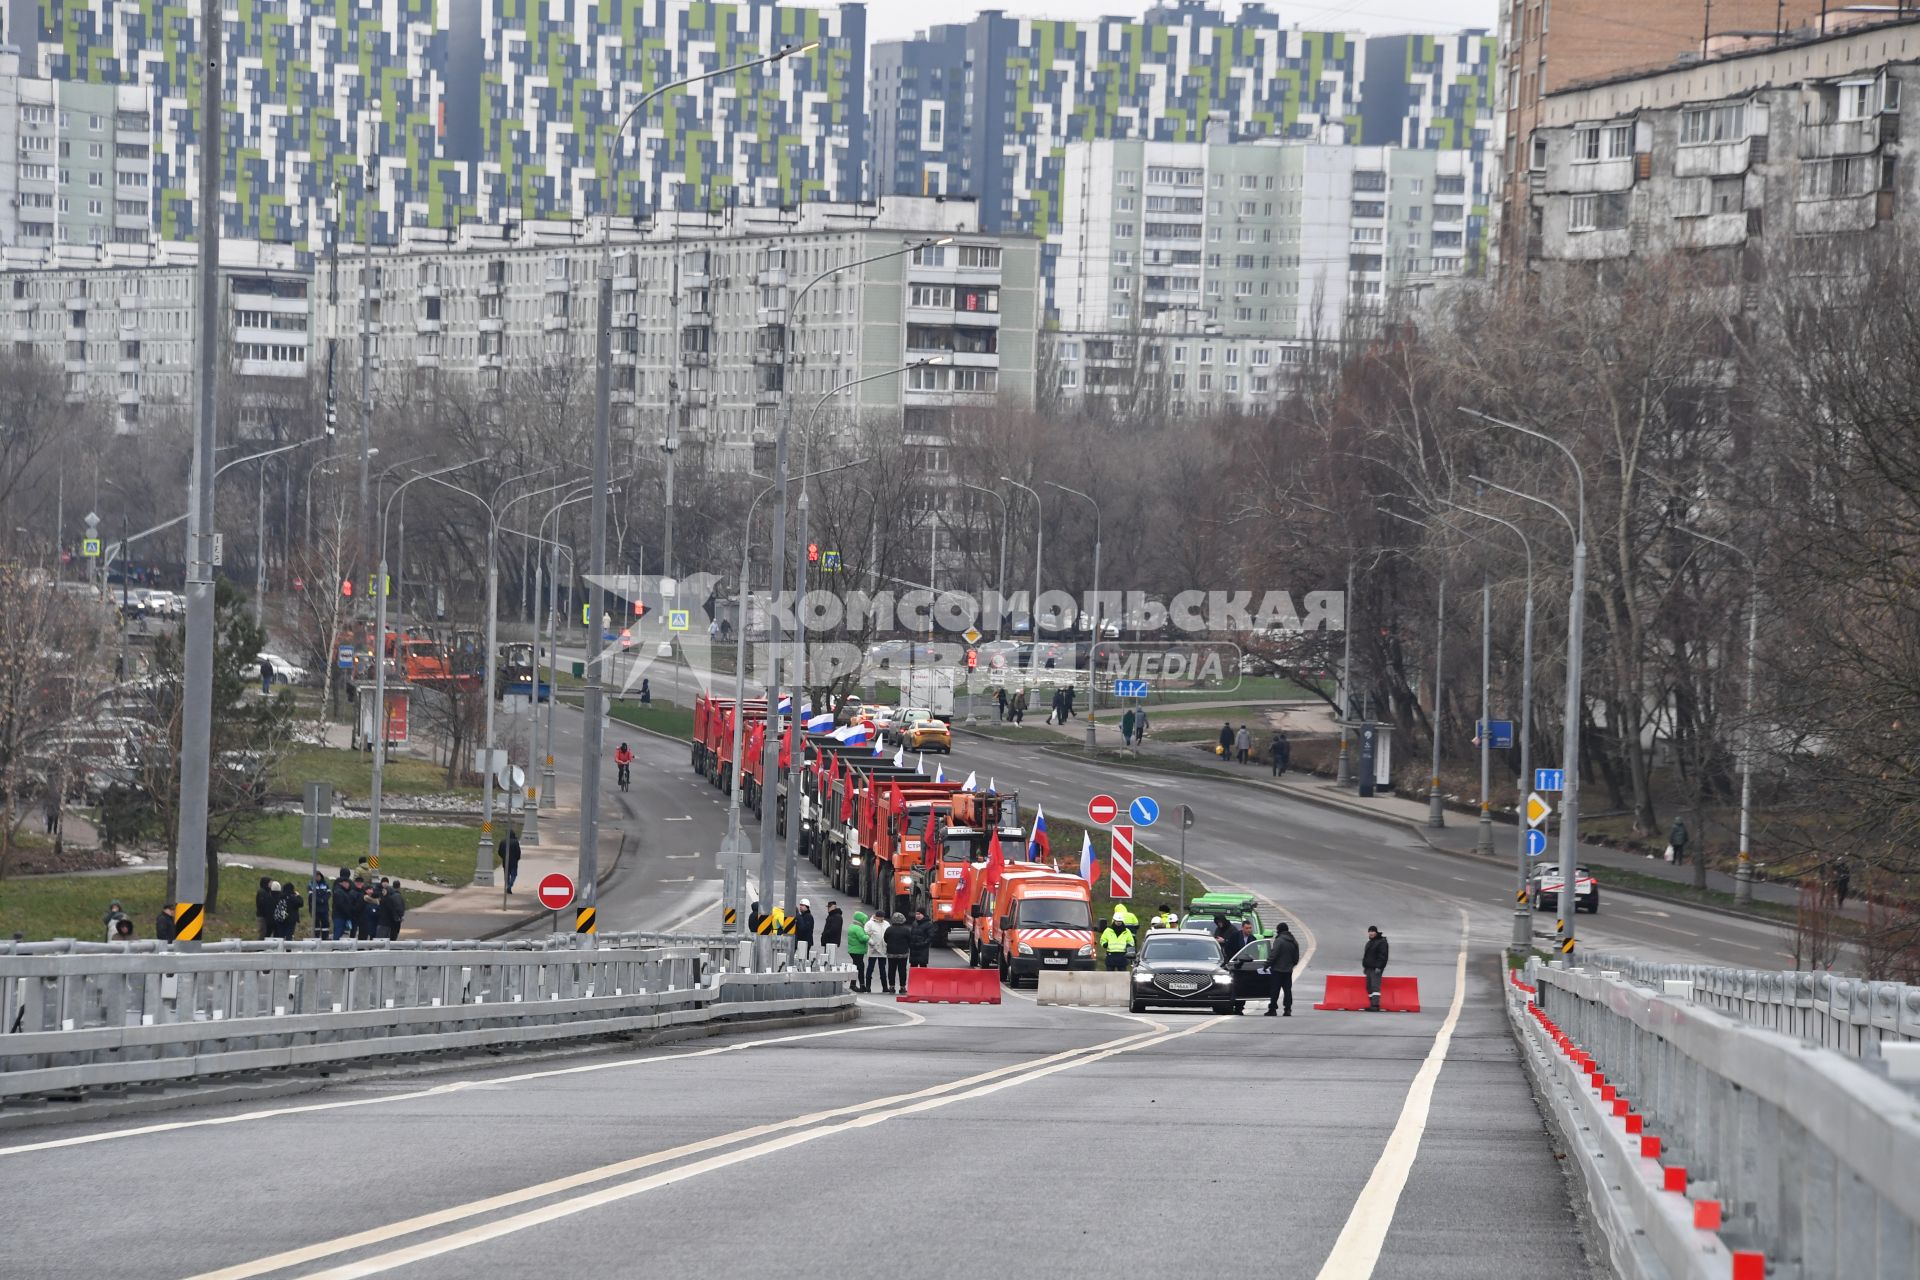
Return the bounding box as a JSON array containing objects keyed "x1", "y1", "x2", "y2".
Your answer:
[
  {"x1": 1148, "y1": 903, "x2": 1178, "y2": 930},
  {"x1": 260, "y1": 657, "x2": 274, "y2": 696},
  {"x1": 358, "y1": 881, "x2": 381, "y2": 941},
  {"x1": 1212, "y1": 913, "x2": 1236, "y2": 957},
  {"x1": 1013, "y1": 689, "x2": 1027, "y2": 724},
  {"x1": 1265, "y1": 922, "x2": 1300, "y2": 1017},
  {"x1": 885, "y1": 911, "x2": 911, "y2": 992},
  {"x1": 747, "y1": 900, "x2": 766, "y2": 934},
  {"x1": 639, "y1": 678, "x2": 651, "y2": 706},
  {"x1": 499, "y1": 825, "x2": 523, "y2": 892},
  {"x1": 821, "y1": 901, "x2": 844, "y2": 966},
  {"x1": 102, "y1": 900, "x2": 130, "y2": 942},
  {"x1": 154, "y1": 905, "x2": 175, "y2": 943},
  {"x1": 846, "y1": 910, "x2": 871, "y2": 989},
  {"x1": 1134, "y1": 708, "x2": 1149, "y2": 744},
  {"x1": 1668, "y1": 817, "x2": 1690, "y2": 866},
  {"x1": 1111, "y1": 901, "x2": 1138, "y2": 934},
  {"x1": 379, "y1": 881, "x2": 407, "y2": 940},
  {"x1": 112, "y1": 917, "x2": 135, "y2": 943},
  {"x1": 271, "y1": 881, "x2": 299, "y2": 940},
  {"x1": 866, "y1": 911, "x2": 892, "y2": 992},
  {"x1": 308, "y1": 872, "x2": 332, "y2": 939},
  {"x1": 331, "y1": 869, "x2": 356, "y2": 940},
  {"x1": 1099, "y1": 916, "x2": 1134, "y2": 970},
  {"x1": 1275, "y1": 729, "x2": 1291, "y2": 775},
  {"x1": 1833, "y1": 855, "x2": 1852, "y2": 907},
  {"x1": 1363, "y1": 925, "x2": 1390, "y2": 1012},
  {"x1": 908, "y1": 910, "x2": 934, "y2": 969},
  {"x1": 996, "y1": 688, "x2": 1008, "y2": 722},
  {"x1": 1063, "y1": 686, "x2": 1076, "y2": 720},
  {"x1": 1235, "y1": 724, "x2": 1251, "y2": 765},
  {"x1": 1217, "y1": 722, "x2": 1234, "y2": 757},
  {"x1": 254, "y1": 876, "x2": 276, "y2": 939},
  {"x1": 1121, "y1": 708, "x2": 1137, "y2": 748},
  {"x1": 794, "y1": 898, "x2": 816, "y2": 961},
  {"x1": 44, "y1": 792, "x2": 59, "y2": 836},
  {"x1": 1048, "y1": 688, "x2": 1062, "y2": 725}
]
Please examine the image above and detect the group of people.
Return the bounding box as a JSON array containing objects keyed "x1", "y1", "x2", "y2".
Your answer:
[
  {"x1": 1213, "y1": 723, "x2": 1293, "y2": 775},
  {"x1": 254, "y1": 877, "x2": 313, "y2": 939},
  {"x1": 849, "y1": 906, "x2": 934, "y2": 993},
  {"x1": 321, "y1": 868, "x2": 409, "y2": 940},
  {"x1": 1117, "y1": 707, "x2": 1152, "y2": 747}
]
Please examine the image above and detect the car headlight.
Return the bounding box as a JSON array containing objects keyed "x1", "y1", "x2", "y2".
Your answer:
[
  {"x1": 1212, "y1": 971, "x2": 1233, "y2": 985},
  {"x1": 1017, "y1": 942, "x2": 1033, "y2": 956},
  {"x1": 1076, "y1": 944, "x2": 1093, "y2": 957},
  {"x1": 1133, "y1": 971, "x2": 1152, "y2": 984}
]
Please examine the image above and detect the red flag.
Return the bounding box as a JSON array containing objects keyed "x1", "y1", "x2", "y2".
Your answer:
[
  {"x1": 983, "y1": 828, "x2": 1006, "y2": 896},
  {"x1": 951, "y1": 853, "x2": 975, "y2": 919},
  {"x1": 840, "y1": 773, "x2": 855, "y2": 824}
]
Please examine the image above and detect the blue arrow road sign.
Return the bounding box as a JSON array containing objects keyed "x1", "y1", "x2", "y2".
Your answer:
[
  {"x1": 1129, "y1": 795, "x2": 1160, "y2": 826},
  {"x1": 1534, "y1": 769, "x2": 1566, "y2": 792},
  {"x1": 1526, "y1": 828, "x2": 1549, "y2": 858},
  {"x1": 1115, "y1": 679, "x2": 1150, "y2": 699}
]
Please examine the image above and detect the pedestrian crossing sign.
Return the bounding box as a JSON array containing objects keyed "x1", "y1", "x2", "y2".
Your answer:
[
  {"x1": 668, "y1": 609, "x2": 690, "y2": 632},
  {"x1": 82, "y1": 537, "x2": 101, "y2": 558}
]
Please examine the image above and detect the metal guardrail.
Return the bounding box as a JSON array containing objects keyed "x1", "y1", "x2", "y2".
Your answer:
[
  {"x1": 1578, "y1": 950, "x2": 1920, "y2": 1057},
  {"x1": 1522, "y1": 959, "x2": 1920, "y2": 1279},
  {"x1": 0, "y1": 934, "x2": 852, "y2": 1103}
]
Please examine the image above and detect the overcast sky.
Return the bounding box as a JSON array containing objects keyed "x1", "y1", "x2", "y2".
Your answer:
[{"x1": 862, "y1": 0, "x2": 1502, "y2": 44}]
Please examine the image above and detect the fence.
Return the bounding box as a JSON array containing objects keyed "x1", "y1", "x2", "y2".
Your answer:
[
  {"x1": 1521, "y1": 958, "x2": 1920, "y2": 1279},
  {"x1": 1577, "y1": 949, "x2": 1920, "y2": 1057},
  {"x1": 0, "y1": 932, "x2": 852, "y2": 1104}
]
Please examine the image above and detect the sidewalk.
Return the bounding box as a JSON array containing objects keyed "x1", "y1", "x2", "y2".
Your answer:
[{"x1": 963, "y1": 709, "x2": 1829, "y2": 919}]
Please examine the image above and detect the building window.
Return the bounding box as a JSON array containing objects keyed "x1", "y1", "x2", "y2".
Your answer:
[
  {"x1": 1680, "y1": 103, "x2": 1745, "y2": 145},
  {"x1": 1568, "y1": 194, "x2": 1598, "y2": 231},
  {"x1": 1838, "y1": 81, "x2": 1873, "y2": 122},
  {"x1": 958, "y1": 246, "x2": 1000, "y2": 270},
  {"x1": 1117, "y1": 169, "x2": 1138, "y2": 188},
  {"x1": 1113, "y1": 223, "x2": 1135, "y2": 238},
  {"x1": 1116, "y1": 195, "x2": 1135, "y2": 212},
  {"x1": 1352, "y1": 202, "x2": 1385, "y2": 219},
  {"x1": 911, "y1": 244, "x2": 947, "y2": 267},
  {"x1": 1574, "y1": 127, "x2": 1601, "y2": 161},
  {"x1": 1605, "y1": 124, "x2": 1634, "y2": 159},
  {"x1": 1530, "y1": 135, "x2": 1547, "y2": 170}
]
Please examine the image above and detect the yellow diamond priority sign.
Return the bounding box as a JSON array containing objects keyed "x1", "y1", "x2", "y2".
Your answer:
[
  {"x1": 962, "y1": 626, "x2": 982, "y2": 646},
  {"x1": 1525, "y1": 792, "x2": 1552, "y2": 828}
]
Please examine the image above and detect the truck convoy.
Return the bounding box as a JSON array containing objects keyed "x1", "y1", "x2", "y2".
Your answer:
[{"x1": 686, "y1": 709, "x2": 1094, "y2": 985}]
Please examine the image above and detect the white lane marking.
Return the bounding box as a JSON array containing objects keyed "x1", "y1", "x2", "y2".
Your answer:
[
  {"x1": 663, "y1": 816, "x2": 694, "y2": 822},
  {"x1": 278, "y1": 1017, "x2": 1223, "y2": 1279},
  {"x1": 0, "y1": 1003, "x2": 921, "y2": 1160},
  {"x1": 1313, "y1": 907, "x2": 1472, "y2": 1280}
]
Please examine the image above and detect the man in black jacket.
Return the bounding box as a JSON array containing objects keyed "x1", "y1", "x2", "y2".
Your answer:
[
  {"x1": 907, "y1": 910, "x2": 935, "y2": 968},
  {"x1": 820, "y1": 902, "x2": 845, "y2": 964},
  {"x1": 1265, "y1": 922, "x2": 1301, "y2": 1017},
  {"x1": 1363, "y1": 925, "x2": 1390, "y2": 1011},
  {"x1": 794, "y1": 900, "x2": 816, "y2": 960},
  {"x1": 330, "y1": 871, "x2": 355, "y2": 940},
  {"x1": 255, "y1": 876, "x2": 276, "y2": 939},
  {"x1": 379, "y1": 882, "x2": 407, "y2": 940},
  {"x1": 885, "y1": 911, "x2": 912, "y2": 991}
]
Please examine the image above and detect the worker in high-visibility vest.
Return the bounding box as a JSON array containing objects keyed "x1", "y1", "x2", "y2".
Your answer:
[
  {"x1": 1099, "y1": 916, "x2": 1135, "y2": 970},
  {"x1": 1111, "y1": 902, "x2": 1139, "y2": 931},
  {"x1": 1148, "y1": 903, "x2": 1179, "y2": 930}
]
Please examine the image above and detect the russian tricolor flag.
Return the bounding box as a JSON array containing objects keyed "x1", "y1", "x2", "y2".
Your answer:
[
  {"x1": 1027, "y1": 807, "x2": 1050, "y2": 863},
  {"x1": 777, "y1": 694, "x2": 792, "y2": 715},
  {"x1": 806, "y1": 711, "x2": 835, "y2": 732},
  {"x1": 830, "y1": 724, "x2": 871, "y2": 745},
  {"x1": 1079, "y1": 830, "x2": 1099, "y2": 886}
]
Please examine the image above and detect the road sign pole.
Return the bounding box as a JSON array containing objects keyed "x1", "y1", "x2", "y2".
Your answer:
[
  {"x1": 1513, "y1": 582, "x2": 1534, "y2": 951},
  {"x1": 1428, "y1": 574, "x2": 1445, "y2": 828},
  {"x1": 1478, "y1": 572, "x2": 1495, "y2": 856}
]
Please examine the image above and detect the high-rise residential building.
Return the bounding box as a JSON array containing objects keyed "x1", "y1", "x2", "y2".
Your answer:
[
  {"x1": 1493, "y1": 0, "x2": 1830, "y2": 270},
  {"x1": 313, "y1": 199, "x2": 1037, "y2": 472},
  {"x1": 0, "y1": 46, "x2": 152, "y2": 250},
  {"x1": 1360, "y1": 30, "x2": 1497, "y2": 250},
  {"x1": 870, "y1": 3, "x2": 1366, "y2": 236},
  {"x1": 1051, "y1": 137, "x2": 1474, "y2": 343},
  {"x1": 0, "y1": 239, "x2": 311, "y2": 432},
  {"x1": 25, "y1": 0, "x2": 864, "y2": 246}
]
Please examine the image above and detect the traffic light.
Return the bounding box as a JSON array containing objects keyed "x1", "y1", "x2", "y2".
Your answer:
[
  {"x1": 807, "y1": 542, "x2": 819, "y2": 563},
  {"x1": 633, "y1": 600, "x2": 649, "y2": 618},
  {"x1": 341, "y1": 578, "x2": 353, "y2": 597},
  {"x1": 966, "y1": 648, "x2": 978, "y2": 670}
]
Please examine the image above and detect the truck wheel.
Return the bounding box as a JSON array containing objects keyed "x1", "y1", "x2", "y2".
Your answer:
[{"x1": 968, "y1": 938, "x2": 980, "y2": 967}]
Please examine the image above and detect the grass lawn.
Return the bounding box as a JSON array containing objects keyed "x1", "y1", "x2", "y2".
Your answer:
[
  {"x1": 966, "y1": 723, "x2": 1056, "y2": 743},
  {"x1": 271, "y1": 743, "x2": 475, "y2": 801},
  {"x1": 236, "y1": 814, "x2": 475, "y2": 889},
  {"x1": 609, "y1": 701, "x2": 696, "y2": 742},
  {"x1": 0, "y1": 871, "x2": 267, "y2": 942}
]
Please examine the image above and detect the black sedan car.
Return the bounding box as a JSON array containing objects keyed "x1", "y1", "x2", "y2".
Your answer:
[{"x1": 1129, "y1": 932, "x2": 1236, "y2": 1014}]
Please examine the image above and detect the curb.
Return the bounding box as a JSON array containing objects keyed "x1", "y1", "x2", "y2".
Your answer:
[{"x1": 968, "y1": 728, "x2": 1786, "y2": 927}]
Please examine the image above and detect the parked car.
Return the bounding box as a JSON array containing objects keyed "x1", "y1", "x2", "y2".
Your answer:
[
  {"x1": 1128, "y1": 931, "x2": 1235, "y2": 1014},
  {"x1": 1530, "y1": 863, "x2": 1600, "y2": 914}
]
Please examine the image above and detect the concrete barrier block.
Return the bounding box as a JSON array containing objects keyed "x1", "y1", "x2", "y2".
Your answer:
[{"x1": 1035, "y1": 971, "x2": 1129, "y2": 1006}]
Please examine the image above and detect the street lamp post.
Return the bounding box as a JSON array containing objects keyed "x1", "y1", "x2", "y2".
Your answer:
[
  {"x1": 1680, "y1": 526, "x2": 1759, "y2": 904},
  {"x1": 1001, "y1": 476, "x2": 1043, "y2": 638},
  {"x1": 1046, "y1": 481, "x2": 1101, "y2": 751},
  {"x1": 368, "y1": 459, "x2": 485, "y2": 865},
  {"x1": 1464, "y1": 408, "x2": 1588, "y2": 957},
  {"x1": 1444, "y1": 497, "x2": 1535, "y2": 949},
  {"x1": 583, "y1": 42, "x2": 817, "y2": 946},
  {"x1": 1288, "y1": 496, "x2": 1356, "y2": 786},
  {"x1": 420, "y1": 469, "x2": 573, "y2": 883},
  {"x1": 1381, "y1": 508, "x2": 1448, "y2": 827},
  {"x1": 961, "y1": 482, "x2": 1008, "y2": 727},
  {"x1": 510, "y1": 486, "x2": 595, "y2": 843}
]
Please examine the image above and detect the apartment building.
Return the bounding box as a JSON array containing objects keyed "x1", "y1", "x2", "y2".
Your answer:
[
  {"x1": 0, "y1": 239, "x2": 311, "y2": 431},
  {"x1": 1, "y1": 46, "x2": 152, "y2": 250},
  {"x1": 313, "y1": 199, "x2": 1037, "y2": 472},
  {"x1": 1051, "y1": 136, "x2": 1475, "y2": 341},
  {"x1": 1523, "y1": 19, "x2": 1920, "y2": 274}
]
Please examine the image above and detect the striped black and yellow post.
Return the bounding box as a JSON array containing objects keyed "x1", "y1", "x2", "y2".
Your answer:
[
  {"x1": 1516, "y1": 887, "x2": 1528, "y2": 903},
  {"x1": 723, "y1": 906, "x2": 738, "y2": 927},
  {"x1": 755, "y1": 913, "x2": 775, "y2": 935},
  {"x1": 780, "y1": 913, "x2": 797, "y2": 936},
  {"x1": 1559, "y1": 936, "x2": 1576, "y2": 955},
  {"x1": 575, "y1": 905, "x2": 597, "y2": 935},
  {"x1": 172, "y1": 902, "x2": 204, "y2": 942}
]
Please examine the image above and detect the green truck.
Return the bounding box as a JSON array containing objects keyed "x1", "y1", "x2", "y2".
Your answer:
[{"x1": 1184, "y1": 893, "x2": 1269, "y2": 939}]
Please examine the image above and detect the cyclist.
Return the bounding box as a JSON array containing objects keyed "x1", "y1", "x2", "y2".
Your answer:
[{"x1": 614, "y1": 742, "x2": 634, "y2": 791}]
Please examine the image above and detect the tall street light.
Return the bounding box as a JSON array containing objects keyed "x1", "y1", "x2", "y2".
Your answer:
[
  {"x1": 581, "y1": 40, "x2": 818, "y2": 945},
  {"x1": 961, "y1": 482, "x2": 1010, "y2": 643},
  {"x1": 420, "y1": 468, "x2": 574, "y2": 883},
  {"x1": 1001, "y1": 476, "x2": 1043, "y2": 638},
  {"x1": 176, "y1": 0, "x2": 232, "y2": 943},
  {"x1": 1045, "y1": 481, "x2": 1101, "y2": 751},
  {"x1": 368, "y1": 458, "x2": 485, "y2": 864},
  {"x1": 1380, "y1": 507, "x2": 1451, "y2": 827},
  {"x1": 1443, "y1": 496, "x2": 1536, "y2": 949},
  {"x1": 1290, "y1": 495, "x2": 1357, "y2": 787},
  {"x1": 774, "y1": 361, "x2": 936, "y2": 917},
  {"x1": 1680, "y1": 526, "x2": 1759, "y2": 904},
  {"x1": 722, "y1": 457, "x2": 866, "y2": 925},
  {"x1": 1464, "y1": 406, "x2": 1588, "y2": 958}
]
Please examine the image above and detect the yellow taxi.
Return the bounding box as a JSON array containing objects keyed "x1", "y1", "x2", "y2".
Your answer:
[{"x1": 899, "y1": 711, "x2": 952, "y2": 753}]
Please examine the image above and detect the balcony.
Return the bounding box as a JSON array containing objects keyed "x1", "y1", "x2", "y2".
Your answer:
[
  {"x1": 681, "y1": 349, "x2": 712, "y2": 367},
  {"x1": 478, "y1": 316, "x2": 503, "y2": 334},
  {"x1": 542, "y1": 313, "x2": 569, "y2": 332},
  {"x1": 415, "y1": 317, "x2": 442, "y2": 334},
  {"x1": 1799, "y1": 117, "x2": 1880, "y2": 159},
  {"x1": 757, "y1": 267, "x2": 787, "y2": 289}
]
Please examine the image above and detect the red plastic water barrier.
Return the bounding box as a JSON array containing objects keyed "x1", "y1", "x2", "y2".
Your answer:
[
  {"x1": 897, "y1": 966, "x2": 1001, "y2": 1005},
  {"x1": 1694, "y1": 1200, "x2": 1723, "y2": 1231},
  {"x1": 1312, "y1": 974, "x2": 1420, "y2": 1011}
]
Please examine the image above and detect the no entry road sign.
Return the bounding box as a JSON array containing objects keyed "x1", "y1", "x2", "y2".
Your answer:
[
  {"x1": 537, "y1": 872, "x2": 576, "y2": 911},
  {"x1": 1088, "y1": 794, "x2": 1119, "y2": 825}
]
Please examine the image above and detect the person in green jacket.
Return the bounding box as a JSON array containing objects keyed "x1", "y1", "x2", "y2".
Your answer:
[
  {"x1": 1099, "y1": 917, "x2": 1135, "y2": 971},
  {"x1": 847, "y1": 910, "x2": 873, "y2": 992}
]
